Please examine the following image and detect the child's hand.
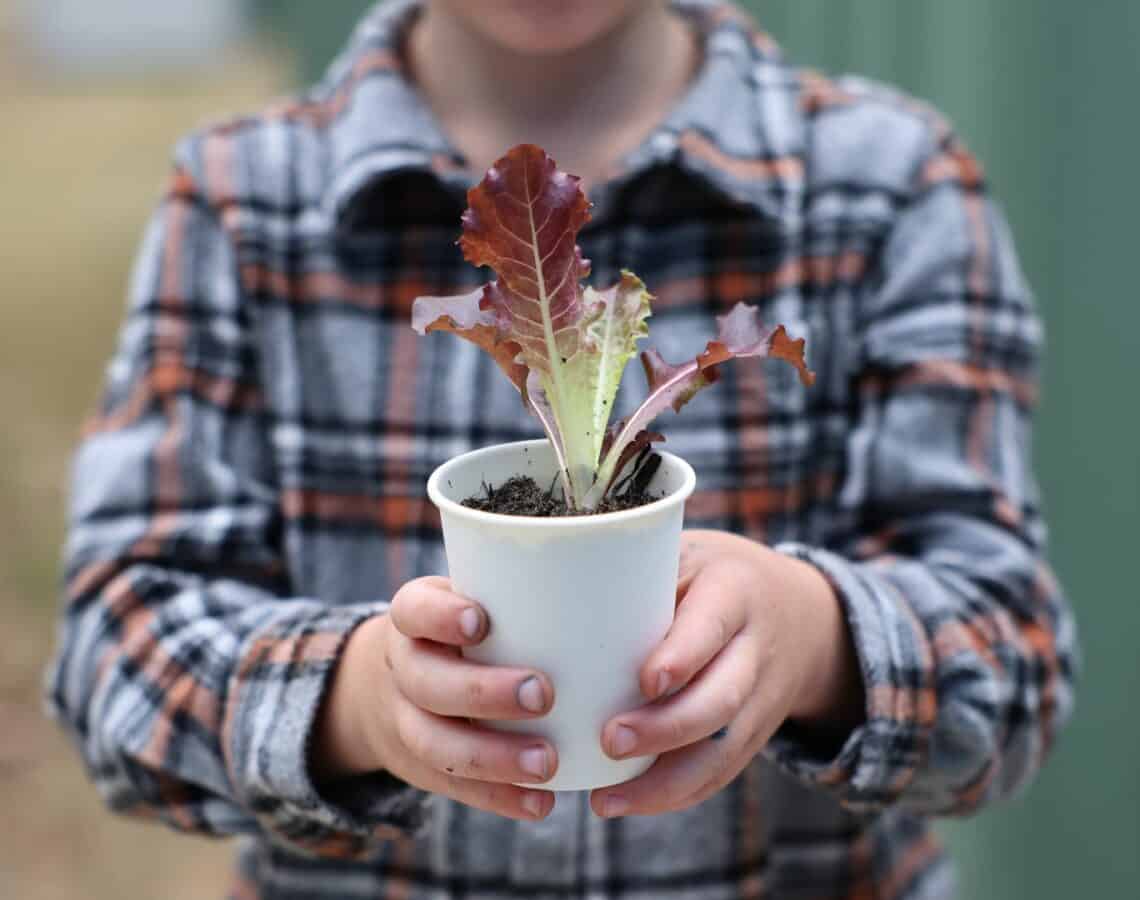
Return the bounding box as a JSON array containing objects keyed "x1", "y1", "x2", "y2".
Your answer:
[
  {"x1": 312, "y1": 576, "x2": 558, "y2": 821},
  {"x1": 589, "y1": 530, "x2": 863, "y2": 819}
]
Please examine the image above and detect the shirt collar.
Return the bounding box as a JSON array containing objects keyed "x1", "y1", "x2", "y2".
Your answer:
[{"x1": 320, "y1": 0, "x2": 806, "y2": 231}]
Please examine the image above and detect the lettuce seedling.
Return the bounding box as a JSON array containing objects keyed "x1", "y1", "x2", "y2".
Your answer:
[{"x1": 413, "y1": 144, "x2": 814, "y2": 511}]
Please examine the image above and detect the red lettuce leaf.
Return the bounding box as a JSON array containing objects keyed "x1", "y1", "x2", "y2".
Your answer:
[
  {"x1": 697, "y1": 304, "x2": 815, "y2": 389},
  {"x1": 459, "y1": 144, "x2": 592, "y2": 381},
  {"x1": 411, "y1": 286, "x2": 528, "y2": 393},
  {"x1": 412, "y1": 145, "x2": 816, "y2": 511}
]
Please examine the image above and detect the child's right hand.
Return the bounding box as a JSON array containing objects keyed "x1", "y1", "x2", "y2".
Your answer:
[{"x1": 312, "y1": 576, "x2": 558, "y2": 821}]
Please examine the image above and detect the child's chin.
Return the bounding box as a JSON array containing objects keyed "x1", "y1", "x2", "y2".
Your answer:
[{"x1": 459, "y1": 0, "x2": 638, "y2": 57}]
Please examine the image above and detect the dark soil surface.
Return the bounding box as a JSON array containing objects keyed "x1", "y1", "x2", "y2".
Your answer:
[{"x1": 462, "y1": 475, "x2": 660, "y2": 517}]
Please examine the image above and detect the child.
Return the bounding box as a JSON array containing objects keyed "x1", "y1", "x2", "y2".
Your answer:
[{"x1": 48, "y1": 1, "x2": 1077, "y2": 897}]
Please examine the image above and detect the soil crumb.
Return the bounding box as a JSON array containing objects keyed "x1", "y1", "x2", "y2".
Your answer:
[{"x1": 462, "y1": 475, "x2": 659, "y2": 517}]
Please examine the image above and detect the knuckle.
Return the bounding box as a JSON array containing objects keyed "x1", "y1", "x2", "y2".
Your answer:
[
  {"x1": 755, "y1": 631, "x2": 777, "y2": 667},
  {"x1": 386, "y1": 626, "x2": 407, "y2": 657},
  {"x1": 712, "y1": 610, "x2": 734, "y2": 648},
  {"x1": 400, "y1": 719, "x2": 440, "y2": 767},
  {"x1": 387, "y1": 631, "x2": 411, "y2": 672},
  {"x1": 390, "y1": 582, "x2": 415, "y2": 617},
  {"x1": 725, "y1": 558, "x2": 757, "y2": 588},
  {"x1": 393, "y1": 704, "x2": 421, "y2": 756},
  {"x1": 392, "y1": 579, "x2": 437, "y2": 631},
  {"x1": 720, "y1": 688, "x2": 743, "y2": 722},
  {"x1": 655, "y1": 777, "x2": 688, "y2": 809},
  {"x1": 663, "y1": 781, "x2": 690, "y2": 808},
  {"x1": 709, "y1": 747, "x2": 732, "y2": 782},
  {"x1": 464, "y1": 677, "x2": 488, "y2": 713},
  {"x1": 690, "y1": 776, "x2": 724, "y2": 809},
  {"x1": 709, "y1": 756, "x2": 737, "y2": 797},
  {"x1": 393, "y1": 665, "x2": 420, "y2": 706},
  {"x1": 665, "y1": 714, "x2": 689, "y2": 748},
  {"x1": 441, "y1": 770, "x2": 466, "y2": 796},
  {"x1": 394, "y1": 660, "x2": 418, "y2": 702},
  {"x1": 407, "y1": 659, "x2": 435, "y2": 704},
  {"x1": 404, "y1": 723, "x2": 432, "y2": 763},
  {"x1": 479, "y1": 780, "x2": 512, "y2": 813},
  {"x1": 416, "y1": 733, "x2": 442, "y2": 767}
]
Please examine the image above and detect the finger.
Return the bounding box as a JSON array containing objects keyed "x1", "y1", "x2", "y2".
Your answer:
[
  {"x1": 393, "y1": 735, "x2": 555, "y2": 821},
  {"x1": 671, "y1": 704, "x2": 790, "y2": 814},
  {"x1": 603, "y1": 632, "x2": 754, "y2": 759},
  {"x1": 639, "y1": 565, "x2": 749, "y2": 701},
  {"x1": 676, "y1": 530, "x2": 731, "y2": 593},
  {"x1": 589, "y1": 731, "x2": 743, "y2": 818},
  {"x1": 390, "y1": 635, "x2": 554, "y2": 720},
  {"x1": 676, "y1": 541, "x2": 703, "y2": 593},
  {"x1": 393, "y1": 693, "x2": 559, "y2": 786},
  {"x1": 674, "y1": 744, "x2": 759, "y2": 813},
  {"x1": 597, "y1": 682, "x2": 790, "y2": 818},
  {"x1": 419, "y1": 765, "x2": 556, "y2": 821},
  {"x1": 390, "y1": 576, "x2": 489, "y2": 646}
]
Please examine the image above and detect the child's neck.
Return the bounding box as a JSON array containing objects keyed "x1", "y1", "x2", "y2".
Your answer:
[{"x1": 407, "y1": 3, "x2": 700, "y2": 188}]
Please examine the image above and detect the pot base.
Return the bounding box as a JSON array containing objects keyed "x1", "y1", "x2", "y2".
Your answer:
[{"x1": 515, "y1": 752, "x2": 655, "y2": 793}]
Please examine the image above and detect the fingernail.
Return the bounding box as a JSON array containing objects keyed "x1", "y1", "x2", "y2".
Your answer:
[
  {"x1": 519, "y1": 747, "x2": 549, "y2": 779},
  {"x1": 654, "y1": 670, "x2": 671, "y2": 699},
  {"x1": 610, "y1": 724, "x2": 637, "y2": 757},
  {"x1": 521, "y1": 792, "x2": 545, "y2": 818},
  {"x1": 459, "y1": 607, "x2": 482, "y2": 640},
  {"x1": 603, "y1": 794, "x2": 630, "y2": 817},
  {"x1": 517, "y1": 676, "x2": 546, "y2": 713}
]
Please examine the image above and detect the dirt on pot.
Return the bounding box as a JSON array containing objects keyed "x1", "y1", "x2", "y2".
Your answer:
[{"x1": 461, "y1": 475, "x2": 660, "y2": 517}]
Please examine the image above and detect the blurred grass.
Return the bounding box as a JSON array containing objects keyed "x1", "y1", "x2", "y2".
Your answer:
[{"x1": 0, "y1": 4, "x2": 292, "y2": 895}]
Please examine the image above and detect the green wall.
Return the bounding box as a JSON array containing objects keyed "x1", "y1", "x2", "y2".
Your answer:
[
  {"x1": 255, "y1": 0, "x2": 377, "y2": 82},
  {"x1": 750, "y1": 4, "x2": 1140, "y2": 898},
  {"x1": 262, "y1": 2, "x2": 1140, "y2": 897}
]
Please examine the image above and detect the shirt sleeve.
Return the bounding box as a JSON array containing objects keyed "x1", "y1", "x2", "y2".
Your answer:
[
  {"x1": 767, "y1": 127, "x2": 1079, "y2": 817},
  {"x1": 45, "y1": 138, "x2": 432, "y2": 857}
]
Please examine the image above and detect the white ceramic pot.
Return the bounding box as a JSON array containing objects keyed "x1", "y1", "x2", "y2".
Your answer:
[{"x1": 426, "y1": 439, "x2": 696, "y2": 791}]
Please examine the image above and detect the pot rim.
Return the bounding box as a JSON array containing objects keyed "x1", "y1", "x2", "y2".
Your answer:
[{"x1": 426, "y1": 439, "x2": 696, "y2": 530}]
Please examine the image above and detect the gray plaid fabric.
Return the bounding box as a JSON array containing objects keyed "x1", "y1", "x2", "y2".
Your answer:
[{"x1": 47, "y1": 1, "x2": 1077, "y2": 897}]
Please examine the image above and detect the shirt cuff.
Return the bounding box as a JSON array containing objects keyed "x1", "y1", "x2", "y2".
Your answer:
[
  {"x1": 767, "y1": 543, "x2": 935, "y2": 812},
  {"x1": 223, "y1": 600, "x2": 432, "y2": 856}
]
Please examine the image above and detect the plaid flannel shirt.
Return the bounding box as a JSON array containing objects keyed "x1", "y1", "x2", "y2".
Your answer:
[{"x1": 47, "y1": 1, "x2": 1078, "y2": 897}]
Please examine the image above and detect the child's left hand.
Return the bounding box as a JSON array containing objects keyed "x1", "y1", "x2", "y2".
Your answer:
[{"x1": 589, "y1": 529, "x2": 864, "y2": 818}]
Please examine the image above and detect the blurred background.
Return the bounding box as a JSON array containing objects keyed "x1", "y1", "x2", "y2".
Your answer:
[{"x1": 1, "y1": 1, "x2": 1135, "y2": 897}]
